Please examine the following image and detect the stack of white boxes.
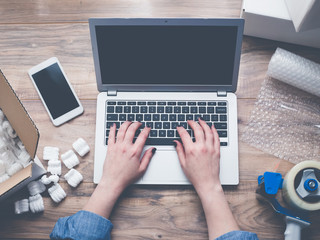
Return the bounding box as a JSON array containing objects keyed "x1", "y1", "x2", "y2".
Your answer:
[{"x1": 241, "y1": 0, "x2": 320, "y2": 49}]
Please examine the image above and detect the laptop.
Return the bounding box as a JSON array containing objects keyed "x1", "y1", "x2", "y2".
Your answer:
[{"x1": 89, "y1": 18, "x2": 244, "y2": 185}]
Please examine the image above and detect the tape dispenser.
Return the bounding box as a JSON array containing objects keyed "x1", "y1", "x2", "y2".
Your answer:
[{"x1": 256, "y1": 161, "x2": 320, "y2": 240}]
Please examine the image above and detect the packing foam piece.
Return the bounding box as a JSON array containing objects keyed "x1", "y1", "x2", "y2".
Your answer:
[
  {"x1": 48, "y1": 183, "x2": 67, "y2": 203},
  {"x1": 61, "y1": 150, "x2": 79, "y2": 169},
  {"x1": 43, "y1": 146, "x2": 59, "y2": 161},
  {"x1": 17, "y1": 150, "x2": 31, "y2": 167},
  {"x1": 27, "y1": 180, "x2": 46, "y2": 196},
  {"x1": 40, "y1": 174, "x2": 60, "y2": 185},
  {"x1": 72, "y1": 138, "x2": 90, "y2": 157},
  {"x1": 29, "y1": 194, "x2": 44, "y2": 213},
  {"x1": 7, "y1": 162, "x2": 23, "y2": 176},
  {"x1": 2, "y1": 120, "x2": 17, "y2": 139},
  {"x1": 1, "y1": 151, "x2": 15, "y2": 167},
  {"x1": 47, "y1": 160, "x2": 61, "y2": 175},
  {"x1": 14, "y1": 199, "x2": 29, "y2": 215},
  {"x1": 64, "y1": 169, "x2": 83, "y2": 188},
  {"x1": 0, "y1": 160, "x2": 6, "y2": 176},
  {"x1": 40, "y1": 175, "x2": 51, "y2": 185},
  {"x1": 0, "y1": 173, "x2": 10, "y2": 183},
  {"x1": 0, "y1": 138, "x2": 7, "y2": 153},
  {"x1": 49, "y1": 174, "x2": 59, "y2": 184},
  {"x1": 268, "y1": 48, "x2": 320, "y2": 98}
]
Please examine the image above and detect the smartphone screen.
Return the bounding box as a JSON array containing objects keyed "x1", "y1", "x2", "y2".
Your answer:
[{"x1": 31, "y1": 63, "x2": 80, "y2": 119}]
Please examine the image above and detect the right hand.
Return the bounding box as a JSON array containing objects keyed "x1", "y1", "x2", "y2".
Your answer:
[{"x1": 174, "y1": 119, "x2": 221, "y2": 195}]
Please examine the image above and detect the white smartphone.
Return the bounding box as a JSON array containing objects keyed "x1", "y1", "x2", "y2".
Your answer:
[{"x1": 28, "y1": 57, "x2": 84, "y2": 126}]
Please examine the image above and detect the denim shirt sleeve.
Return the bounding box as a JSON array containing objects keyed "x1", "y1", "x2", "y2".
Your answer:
[
  {"x1": 215, "y1": 230, "x2": 259, "y2": 240},
  {"x1": 50, "y1": 210, "x2": 113, "y2": 240}
]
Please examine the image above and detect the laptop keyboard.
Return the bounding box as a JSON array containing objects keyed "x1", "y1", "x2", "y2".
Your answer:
[{"x1": 105, "y1": 100, "x2": 228, "y2": 146}]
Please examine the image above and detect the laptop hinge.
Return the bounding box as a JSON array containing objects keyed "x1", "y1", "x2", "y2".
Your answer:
[
  {"x1": 217, "y1": 91, "x2": 227, "y2": 97},
  {"x1": 107, "y1": 90, "x2": 117, "y2": 96}
]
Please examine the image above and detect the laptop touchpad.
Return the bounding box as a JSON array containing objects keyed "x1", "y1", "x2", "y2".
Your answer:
[{"x1": 142, "y1": 150, "x2": 189, "y2": 183}]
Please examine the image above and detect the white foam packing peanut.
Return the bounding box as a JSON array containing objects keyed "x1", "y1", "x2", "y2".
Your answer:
[
  {"x1": 0, "y1": 160, "x2": 6, "y2": 176},
  {"x1": 61, "y1": 150, "x2": 79, "y2": 169},
  {"x1": 29, "y1": 194, "x2": 44, "y2": 213},
  {"x1": 6, "y1": 162, "x2": 23, "y2": 176},
  {"x1": 27, "y1": 180, "x2": 46, "y2": 196},
  {"x1": 17, "y1": 150, "x2": 31, "y2": 167},
  {"x1": 72, "y1": 138, "x2": 90, "y2": 157},
  {"x1": 64, "y1": 169, "x2": 83, "y2": 188},
  {"x1": 43, "y1": 146, "x2": 59, "y2": 161},
  {"x1": 48, "y1": 183, "x2": 67, "y2": 203},
  {"x1": 47, "y1": 160, "x2": 61, "y2": 175},
  {"x1": 41, "y1": 174, "x2": 59, "y2": 185},
  {"x1": 15, "y1": 199, "x2": 29, "y2": 215},
  {"x1": 2, "y1": 120, "x2": 17, "y2": 139},
  {"x1": 0, "y1": 173, "x2": 9, "y2": 183}
]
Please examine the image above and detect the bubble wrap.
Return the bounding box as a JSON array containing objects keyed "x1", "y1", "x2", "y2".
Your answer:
[
  {"x1": 268, "y1": 48, "x2": 320, "y2": 97},
  {"x1": 242, "y1": 48, "x2": 320, "y2": 164}
]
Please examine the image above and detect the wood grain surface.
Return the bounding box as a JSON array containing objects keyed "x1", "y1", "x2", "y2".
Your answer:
[{"x1": 0, "y1": 0, "x2": 320, "y2": 239}]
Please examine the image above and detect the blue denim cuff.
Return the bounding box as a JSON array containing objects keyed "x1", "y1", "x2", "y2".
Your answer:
[{"x1": 215, "y1": 230, "x2": 259, "y2": 240}]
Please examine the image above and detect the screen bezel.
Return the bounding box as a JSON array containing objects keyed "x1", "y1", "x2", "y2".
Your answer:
[
  {"x1": 89, "y1": 18, "x2": 244, "y2": 93},
  {"x1": 28, "y1": 57, "x2": 83, "y2": 126}
]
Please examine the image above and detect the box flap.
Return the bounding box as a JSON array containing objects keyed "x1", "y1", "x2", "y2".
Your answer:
[
  {"x1": 0, "y1": 164, "x2": 32, "y2": 196},
  {"x1": 0, "y1": 70, "x2": 39, "y2": 159}
]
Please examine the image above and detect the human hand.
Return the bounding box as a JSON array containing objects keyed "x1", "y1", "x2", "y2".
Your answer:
[
  {"x1": 174, "y1": 119, "x2": 221, "y2": 196},
  {"x1": 100, "y1": 121, "x2": 156, "y2": 193}
]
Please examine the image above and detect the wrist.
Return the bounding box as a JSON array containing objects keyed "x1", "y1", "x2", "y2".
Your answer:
[{"x1": 195, "y1": 181, "x2": 224, "y2": 201}]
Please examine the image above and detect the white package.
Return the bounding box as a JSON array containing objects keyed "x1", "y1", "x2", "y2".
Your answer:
[
  {"x1": 47, "y1": 160, "x2": 61, "y2": 175},
  {"x1": 15, "y1": 199, "x2": 29, "y2": 215},
  {"x1": 61, "y1": 150, "x2": 80, "y2": 169},
  {"x1": 268, "y1": 48, "x2": 320, "y2": 98},
  {"x1": 48, "y1": 183, "x2": 67, "y2": 203},
  {"x1": 29, "y1": 194, "x2": 44, "y2": 213},
  {"x1": 72, "y1": 138, "x2": 90, "y2": 157},
  {"x1": 64, "y1": 169, "x2": 83, "y2": 188}
]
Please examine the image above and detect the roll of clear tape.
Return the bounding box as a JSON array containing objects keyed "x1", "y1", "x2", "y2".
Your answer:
[
  {"x1": 267, "y1": 48, "x2": 320, "y2": 98},
  {"x1": 282, "y1": 161, "x2": 320, "y2": 211}
]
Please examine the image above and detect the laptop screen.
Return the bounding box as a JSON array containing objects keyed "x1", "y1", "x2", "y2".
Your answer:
[{"x1": 95, "y1": 25, "x2": 238, "y2": 86}]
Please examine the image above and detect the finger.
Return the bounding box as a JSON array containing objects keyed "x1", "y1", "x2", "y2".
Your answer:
[
  {"x1": 116, "y1": 121, "x2": 132, "y2": 142},
  {"x1": 176, "y1": 126, "x2": 193, "y2": 147},
  {"x1": 174, "y1": 140, "x2": 186, "y2": 167},
  {"x1": 124, "y1": 122, "x2": 142, "y2": 143},
  {"x1": 134, "y1": 126, "x2": 151, "y2": 147},
  {"x1": 139, "y1": 147, "x2": 156, "y2": 173},
  {"x1": 107, "y1": 123, "x2": 116, "y2": 145},
  {"x1": 198, "y1": 118, "x2": 214, "y2": 142},
  {"x1": 211, "y1": 124, "x2": 220, "y2": 150},
  {"x1": 187, "y1": 120, "x2": 205, "y2": 143}
]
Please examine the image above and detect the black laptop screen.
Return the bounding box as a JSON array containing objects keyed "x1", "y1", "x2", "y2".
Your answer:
[{"x1": 96, "y1": 25, "x2": 238, "y2": 85}]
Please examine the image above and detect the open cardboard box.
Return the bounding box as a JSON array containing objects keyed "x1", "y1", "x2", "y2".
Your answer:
[{"x1": 0, "y1": 70, "x2": 46, "y2": 202}]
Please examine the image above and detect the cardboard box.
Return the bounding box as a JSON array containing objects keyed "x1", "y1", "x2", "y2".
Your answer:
[
  {"x1": 241, "y1": 0, "x2": 320, "y2": 49},
  {"x1": 285, "y1": 0, "x2": 320, "y2": 32},
  {"x1": 0, "y1": 70, "x2": 46, "y2": 202}
]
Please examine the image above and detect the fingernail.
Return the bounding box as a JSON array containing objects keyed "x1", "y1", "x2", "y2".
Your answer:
[
  {"x1": 152, "y1": 148, "x2": 157, "y2": 154},
  {"x1": 173, "y1": 142, "x2": 177, "y2": 147}
]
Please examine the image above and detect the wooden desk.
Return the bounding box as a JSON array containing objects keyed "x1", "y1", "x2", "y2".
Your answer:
[{"x1": 0, "y1": 1, "x2": 319, "y2": 239}]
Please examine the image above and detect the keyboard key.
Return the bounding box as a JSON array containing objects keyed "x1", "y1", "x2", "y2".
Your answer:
[
  {"x1": 211, "y1": 115, "x2": 218, "y2": 121},
  {"x1": 188, "y1": 102, "x2": 196, "y2": 105},
  {"x1": 178, "y1": 114, "x2": 185, "y2": 121},
  {"x1": 115, "y1": 106, "x2": 123, "y2": 113},
  {"x1": 140, "y1": 122, "x2": 146, "y2": 128},
  {"x1": 161, "y1": 114, "x2": 169, "y2": 121},
  {"x1": 119, "y1": 114, "x2": 126, "y2": 121},
  {"x1": 146, "y1": 122, "x2": 153, "y2": 128},
  {"x1": 179, "y1": 122, "x2": 187, "y2": 129},
  {"x1": 169, "y1": 114, "x2": 176, "y2": 121},
  {"x1": 124, "y1": 106, "x2": 131, "y2": 113},
  {"x1": 144, "y1": 138, "x2": 180, "y2": 145},
  {"x1": 107, "y1": 114, "x2": 118, "y2": 121},
  {"x1": 178, "y1": 102, "x2": 186, "y2": 105},
  {"x1": 106, "y1": 130, "x2": 110, "y2": 137},
  {"x1": 107, "y1": 101, "x2": 116, "y2": 105},
  {"x1": 182, "y1": 107, "x2": 189, "y2": 113},
  {"x1": 128, "y1": 101, "x2": 136, "y2": 105},
  {"x1": 165, "y1": 106, "x2": 173, "y2": 113},
  {"x1": 163, "y1": 122, "x2": 170, "y2": 129},
  {"x1": 194, "y1": 114, "x2": 202, "y2": 121},
  {"x1": 216, "y1": 107, "x2": 227, "y2": 114},
  {"x1": 218, "y1": 102, "x2": 227, "y2": 106},
  {"x1": 158, "y1": 102, "x2": 166, "y2": 105},
  {"x1": 207, "y1": 122, "x2": 212, "y2": 128},
  {"x1": 132, "y1": 106, "x2": 139, "y2": 113},
  {"x1": 150, "y1": 130, "x2": 157, "y2": 137},
  {"x1": 117, "y1": 101, "x2": 126, "y2": 105},
  {"x1": 155, "y1": 122, "x2": 162, "y2": 129},
  {"x1": 199, "y1": 107, "x2": 206, "y2": 113},
  {"x1": 208, "y1": 102, "x2": 217, "y2": 106},
  {"x1": 174, "y1": 107, "x2": 181, "y2": 113},
  {"x1": 171, "y1": 122, "x2": 179, "y2": 129},
  {"x1": 218, "y1": 131, "x2": 227, "y2": 137},
  {"x1": 187, "y1": 130, "x2": 192, "y2": 136},
  {"x1": 144, "y1": 114, "x2": 151, "y2": 121},
  {"x1": 157, "y1": 107, "x2": 164, "y2": 113},
  {"x1": 141, "y1": 106, "x2": 148, "y2": 113},
  {"x1": 149, "y1": 106, "x2": 156, "y2": 113},
  {"x1": 106, "y1": 122, "x2": 120, "y2": 128},
  {"x1": 198, "y1": 102, "x2": 206, "y2": 106},
  {"x1": 138, "y1": 101, "x2": 146, "y2": 105},
  {"x1": 147, "y1": 101, "x2": 156, "y2": 105},
  {"x1": 207, "y1": 107, "x2": 214, "y2": 113},
  {"x1": 186, "y1": 115, "x2": 193, "y2": 120},
  {"x1": 153, "y1": 114, "x2": 160, "y2": 121},
  {"x1": 128, "y1": 114, "x2": 135, "y2": 121},
  {"x1": 203, "y1": 115, "x2": 210, "y2": 121},
  {"x1": 159, "y1": 130, "x2": 166, "y2": 137},
  {"x1": 191, "y1": 107, "x2": 198, "y2": 113},
  {"x1": 167, "y1": 130, "x2": 174, "y2": 137},
  {"x1": 220, "y1": 115, "x2": 227, "y2": 121},
  {"x1": 214, "y1": 123, "x2": 227, "y2": 129},
  {"x1": 136, "y1": 114, "x2": 143, "y2": 122},
  {"x1": 220, "y1": 142, "x2": 228, "y2": 146},
  {"x1": 107, "y1": 106, "x2": 114, "y2": 113},
  {"x1": 168, "y1": 102, "x2": 176, "y2": 105}
]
